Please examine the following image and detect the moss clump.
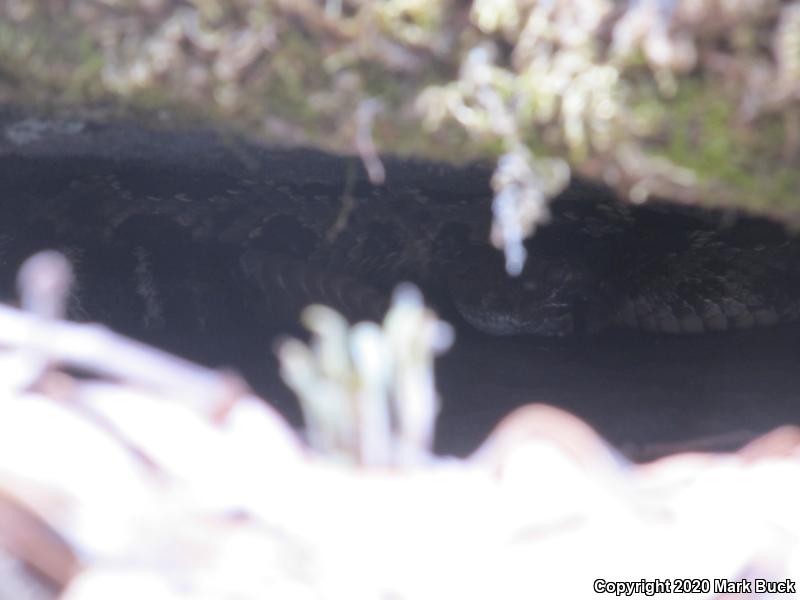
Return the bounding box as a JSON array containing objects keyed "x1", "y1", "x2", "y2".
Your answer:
[
  {"x1": 639, "y1": 78, "x2": 800, "y2": 220},
  {"x1": 1, "y1": 0, "x2": 799, "y2": 221}
]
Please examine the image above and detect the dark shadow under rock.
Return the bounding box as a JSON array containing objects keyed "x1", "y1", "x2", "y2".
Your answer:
[{"x1": 1, "y1": 115, "x2": 799, "y2": 462}]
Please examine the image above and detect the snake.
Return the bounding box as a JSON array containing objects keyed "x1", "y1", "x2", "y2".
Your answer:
[{"x1": 1, "y1": 143, "x2": 799, "y2": 342}]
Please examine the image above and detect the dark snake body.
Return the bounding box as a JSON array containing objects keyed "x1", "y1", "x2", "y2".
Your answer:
[
  {"x1": 1, "y1": 149, "x2": 800, "y2": 341},
  {"x1": 239, "y1": 252, "x2": 389, "y2": 325}
]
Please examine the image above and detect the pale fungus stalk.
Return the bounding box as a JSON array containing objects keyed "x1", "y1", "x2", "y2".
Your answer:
[{"x1": 278, "y1": 284, "x2": 452, "y2": 467}]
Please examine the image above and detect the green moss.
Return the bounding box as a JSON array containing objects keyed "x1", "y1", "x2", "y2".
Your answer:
[
  {"x1": 1, "y1": 0, "x2": 798, "y2": 222},
  {"x1": 0, "y1": 9, "x2": 111, "y2": 114},
  {"x1": 642, "y1": 78, "x2": 800, "y2": 217}
]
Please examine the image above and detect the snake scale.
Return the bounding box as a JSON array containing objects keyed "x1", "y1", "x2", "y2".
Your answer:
[{"x1": 1, "y1": 134, "x2": 800, "y2": 346}]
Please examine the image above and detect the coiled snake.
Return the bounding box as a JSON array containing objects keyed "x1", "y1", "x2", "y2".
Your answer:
[{"x1": 1, "y1": 153, "x2": 799, "y2": 340}]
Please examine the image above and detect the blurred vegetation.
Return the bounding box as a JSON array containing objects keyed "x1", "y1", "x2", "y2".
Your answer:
[
  {"x1": 1, "y1": 0, "x2": 799, "y2": 221},
  {"x1": 279, "y1": 286, "x2": 452, "y2": 466}
]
